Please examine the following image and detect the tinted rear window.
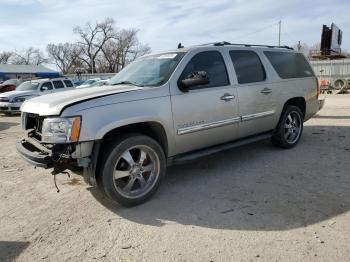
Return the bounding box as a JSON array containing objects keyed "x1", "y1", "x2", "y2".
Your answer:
[
  {"x1": 230, "y1": 50, "x2": 266, "y2": 84},
  {"x1": 264, "y1": 51, "x2": 314, "y2": 79}
]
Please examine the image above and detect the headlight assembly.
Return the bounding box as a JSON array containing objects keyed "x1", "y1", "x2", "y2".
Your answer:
[
  {"x1": 41, "y1": 116, "x2": 81, "y2": 143},
  {"x1": 13, "y1": 97, "x2": 26, "y2": 103}
]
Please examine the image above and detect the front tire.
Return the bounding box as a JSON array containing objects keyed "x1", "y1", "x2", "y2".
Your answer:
[
  {"x1": 271, "y1": 105, "x2": 304, "y2": 149},
  {"x1": 99, "y1": 134, "x2": 166, "y2": 207}
]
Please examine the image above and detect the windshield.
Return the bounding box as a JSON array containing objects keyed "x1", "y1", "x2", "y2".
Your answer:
[
  {"x1": 2, "y1": 79, "x2": 18, "y2": 85},
  {"x1": 109, "y1": 52, "x2": 185, "y2": 87},
  {"x1": 16, "y1": 81, "x2": 39, "y2": 91}
]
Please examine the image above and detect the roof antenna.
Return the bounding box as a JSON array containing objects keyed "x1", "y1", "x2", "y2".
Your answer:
[{"x1": 178, "y1": 43, "x2": 184, "y2": 49}]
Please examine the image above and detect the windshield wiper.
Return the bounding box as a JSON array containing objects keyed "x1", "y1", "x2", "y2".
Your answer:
[{"x1": 111, "y1": 81, "x2": 144, "y2": 87}]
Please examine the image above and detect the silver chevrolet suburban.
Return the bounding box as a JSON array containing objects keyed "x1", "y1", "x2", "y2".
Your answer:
[{"x1": 17, "y1": 42, "x2": 322, "y2": 206}]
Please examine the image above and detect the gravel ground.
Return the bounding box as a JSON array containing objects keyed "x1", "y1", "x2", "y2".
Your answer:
[{"x1": 0, "y1": 95, "x2": 350, "y2": 262}]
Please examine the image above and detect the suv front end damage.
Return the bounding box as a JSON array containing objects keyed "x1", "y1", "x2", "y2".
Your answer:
[{"x1": 16, "y1": 112, "x2": 96, "y2": 184}]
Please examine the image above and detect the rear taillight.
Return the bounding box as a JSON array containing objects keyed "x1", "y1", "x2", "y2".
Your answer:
[{"x1": 316, "y1": 77, "x2": 320, "y2": 98}]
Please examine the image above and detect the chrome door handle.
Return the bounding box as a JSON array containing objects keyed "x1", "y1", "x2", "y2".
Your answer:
[
  {"x1": 220, "y1": 93, "x2": 235, "y2": 101},
  {"x1": 261, "y1": 88, "x2": 272, "y2": 94}
]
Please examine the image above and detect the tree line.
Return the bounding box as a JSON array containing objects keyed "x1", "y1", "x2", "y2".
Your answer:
[{"x1": 0, "y1": 18, "x2": 151, "y2": 74}]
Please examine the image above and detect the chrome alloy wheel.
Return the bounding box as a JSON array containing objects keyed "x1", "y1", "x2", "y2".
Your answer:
[
  {"x1": 284, "y1": 111, "x2": 302, "y2": 144},
  {"x1": 113, "y1": 145, "x2": 160, "y2": 199}
]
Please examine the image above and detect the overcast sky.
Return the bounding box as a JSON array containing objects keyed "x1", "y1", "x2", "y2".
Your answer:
[{"x1": 0, "y1": 0, "x2": 349, "y2": 53}]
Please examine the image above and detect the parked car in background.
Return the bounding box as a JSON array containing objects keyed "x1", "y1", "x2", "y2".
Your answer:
[
  {"x1": 0, "y1": 79, "x2": 23, "y2": 94},
  {"x1": 90, "y1": 79, "x2": 110, "y2": 87},
  {"x1": 0, "y1": 78, "x2": 74, "y2": 114},
  {"x1": 73, "y1": 80, "x2": 85, "y2": 87},
  {"x1": 76, "y1": 78, "x2": 101, "y2": 89}
]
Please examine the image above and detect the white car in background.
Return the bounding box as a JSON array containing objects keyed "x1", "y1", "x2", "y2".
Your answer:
[
  {"x1": 0, "y1": 78, "x2": 75, "y2": 114},
  {"x1": 90, "y1": 79, "x2": 110, "y2": 87},
  {"x1": 75, "y1": 78, "x2": 101, "y2": 89}
]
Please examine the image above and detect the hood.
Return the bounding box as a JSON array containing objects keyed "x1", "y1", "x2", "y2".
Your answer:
[
  {"x1": 21, "y1": 85, "x2": 143, "y2": 116},
  {"x1": 0, "y1": 90, "x2": 37, "y2": 100}
]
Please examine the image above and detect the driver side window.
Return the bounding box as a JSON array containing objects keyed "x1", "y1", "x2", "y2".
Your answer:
[
  {"x1": 40, "y1": 82, "x2": 53, "y2": 91},
  {"x1": 179, "y1": 51, "x2": 229, "y2": 90}
]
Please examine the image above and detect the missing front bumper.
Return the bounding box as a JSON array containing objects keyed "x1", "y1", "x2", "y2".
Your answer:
[
  {"x1": 16, "y1": 140, "x2": 53, "y2": 168},
  {"x1": 16, "y1": 138, "x2": 98, "y2": 186}
]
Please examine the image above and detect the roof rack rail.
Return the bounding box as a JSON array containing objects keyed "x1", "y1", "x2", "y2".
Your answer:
[{"x1": 198, "y1": 41, "x2": 293, "y2": 50}]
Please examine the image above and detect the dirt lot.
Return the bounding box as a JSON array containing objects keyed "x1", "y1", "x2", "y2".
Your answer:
[{"x1": 1, "y1": 95, "x2": 350, "y2": 262}]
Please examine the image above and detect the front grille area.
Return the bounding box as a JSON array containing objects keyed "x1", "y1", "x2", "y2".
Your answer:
[
  {"x1": 0, "y1": 106, "x2": 8, "y2": 111},
  {"x1": 24, "y1": 113, "x2": 44, "y2": 141},
  {"x1": 0, "y1": 98, "x2": 9, "y2": 102}
]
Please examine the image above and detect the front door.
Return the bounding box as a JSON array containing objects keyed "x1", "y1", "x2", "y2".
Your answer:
[
  {"x1": 39, "y1": 81, "x2": 54, "y2": 95},
  {"x1": 170, "y1": 50, "x2": 240, "y2": 154}
]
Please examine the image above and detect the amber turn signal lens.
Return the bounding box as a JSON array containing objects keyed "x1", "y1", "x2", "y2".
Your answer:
[{"x1": 70, "y1": 117, "x2": 81, "y2": 142}]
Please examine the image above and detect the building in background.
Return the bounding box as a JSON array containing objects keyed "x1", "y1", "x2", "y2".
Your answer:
[{"x1": 0, "y1": 64, "x2": 60, "y2": 81}]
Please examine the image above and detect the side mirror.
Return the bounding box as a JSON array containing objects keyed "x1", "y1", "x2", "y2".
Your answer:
[
  {"x1": 40, "y1": 86, "x2": 48, "y2": 91},
  {"x1": 179, "y1": 71, "x2": 209, "y2": 91}
]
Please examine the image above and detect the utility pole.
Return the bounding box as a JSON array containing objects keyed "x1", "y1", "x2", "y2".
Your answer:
[
  {"x1": 278, "y1": 20, "x2": 281, "y2": 47},
  {"x1": 298, "y1": 41, "x2": 301, "y2": 51}
]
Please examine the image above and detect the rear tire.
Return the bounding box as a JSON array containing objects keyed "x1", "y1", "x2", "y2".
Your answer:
[
  {"x1": 271, "y1": 105, "x2": 304, "y2": 149},
  {"x1": 98, "y1": 134, "x2": 166, "y2": 207}
]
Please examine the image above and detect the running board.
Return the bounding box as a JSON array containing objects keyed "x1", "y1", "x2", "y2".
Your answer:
[{"x1": 168, "y1": 132, "x2": 272, "y2": 166}]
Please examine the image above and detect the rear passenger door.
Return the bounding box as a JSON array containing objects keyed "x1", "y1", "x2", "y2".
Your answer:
[{"x1": 228, "y1": 49, "x2": 279, "y2": 138}]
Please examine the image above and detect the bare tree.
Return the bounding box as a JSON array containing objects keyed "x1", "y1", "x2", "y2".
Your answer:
[
  {"x1": 98, "y1": 39, "x2": 120, "y2": 73},
  {"x1": 11, "y1": 47, "x2": 48, "y2": 65},
  {"x1": 99, "y1": 29, "x2": 150, "y2": 73},
  {"x1": 0, "y1": 51, "x2": 13, "y2": 64},
  {"x1": 73, "y1": 18, "x2": 117, "y2": 73},
  {"x1": 46, "y1": 43, "x2": 82, "y2": 74},
  {"x1": 117, "y1": 29, "x2": 147, "y2": 69},
  {"x1": 1, "y1": 18, "x2": 150, "y2": 74},
  {"x1": 128, "y1": 42, "x2": 151, "y2": 62}
]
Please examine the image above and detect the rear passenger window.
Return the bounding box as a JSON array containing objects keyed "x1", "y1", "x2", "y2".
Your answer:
[
  {"x1": 53, "y1": 80, "x2": 65, "y2": 89},
  {"x1": 229, "y1": 50, "x2": 266, "y2": 84},
  {"x1": 264, "y1": 51, "x2": 314, "y2": 79},
  {"x1": 64, "y1": 80, "x2": 73, "y2": 87},
  {"x1": 179, "y1": 51, "x2": 229, "y2": 89},
  {"x1": 40, "y1": 82, "x2": 53, "y2": 90}
]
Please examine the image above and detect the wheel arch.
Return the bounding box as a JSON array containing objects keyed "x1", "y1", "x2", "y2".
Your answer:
[
  {"x1": 100, "y1": 121, "x2": 169, "y2": 157},
  {"x1": 283, "y1": 97, "x2": 306, "y2": 117},
  {"x1": 92, "y1": 121, "x2": 169, "y2": 189}
]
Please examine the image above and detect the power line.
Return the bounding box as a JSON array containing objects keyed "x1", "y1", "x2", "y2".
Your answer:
[{"x1": 235, "y1": 21, "x2": 280, "y2": 41}]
